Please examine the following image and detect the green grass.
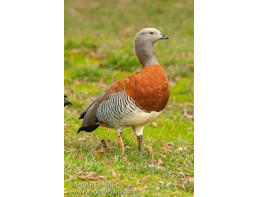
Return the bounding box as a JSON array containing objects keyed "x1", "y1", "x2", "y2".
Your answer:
[{"x1": 65, "y1": 0, "x2": 193, "y2": 196}]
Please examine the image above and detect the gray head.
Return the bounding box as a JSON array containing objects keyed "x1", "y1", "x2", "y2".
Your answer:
[{"x1": 134, "y1": 28, "x2": 169, "y2": 66}]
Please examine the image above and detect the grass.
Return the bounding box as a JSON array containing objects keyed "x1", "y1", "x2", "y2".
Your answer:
[{"x1": 64, "y1": 0, "x2": 193, "y2": 196}]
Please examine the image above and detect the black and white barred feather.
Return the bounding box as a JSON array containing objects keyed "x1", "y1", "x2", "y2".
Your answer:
[{"x1": 96, "y1": 90, "x2": 145, "y2": 130}]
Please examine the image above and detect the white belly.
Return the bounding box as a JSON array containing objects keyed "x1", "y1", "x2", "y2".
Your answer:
[{"x1": 122, "y1": 110, "x2": 162, "y2": 126}]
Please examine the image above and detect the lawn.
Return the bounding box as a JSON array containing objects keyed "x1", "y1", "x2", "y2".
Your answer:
[{"x1": 64, "y1": 0, "x2": 194, "y2": 196}]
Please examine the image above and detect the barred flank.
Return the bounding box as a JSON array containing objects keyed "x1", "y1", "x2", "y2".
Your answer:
[{"x1": 96, "y1": 90, "x2": 145, "y2": 130}]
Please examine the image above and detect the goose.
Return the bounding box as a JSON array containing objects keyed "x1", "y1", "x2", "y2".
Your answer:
[{"x1": 78, "y1": 28, "x2": 170, "y2": 157}]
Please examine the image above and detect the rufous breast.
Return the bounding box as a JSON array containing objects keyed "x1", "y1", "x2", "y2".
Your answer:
[{"x1": 106, "y1": 65, "x2": 170, "y2": 112}]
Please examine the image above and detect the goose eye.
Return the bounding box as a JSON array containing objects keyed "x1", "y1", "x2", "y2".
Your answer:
[{"x1": 150, "y1": 32, "x2": 154, "y2": 34}]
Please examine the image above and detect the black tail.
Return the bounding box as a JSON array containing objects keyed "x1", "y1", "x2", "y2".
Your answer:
[
  {"x1": 79, "y1": 112, "x2": 86, "y2": 119},
  {"x1": 77, "y1": 125, "x2": 99, "y2": 134}
]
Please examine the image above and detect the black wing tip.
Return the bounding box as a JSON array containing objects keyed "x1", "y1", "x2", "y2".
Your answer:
[
  {"x1": 77, "y1": 125, "x2": 99, "y2": 134},
  {"x1": 64, "y1": 95, "x2": 72, "y2": 106},
  {"x1": 64, "y1": 100, "x2": 72, "y2": 106},
  {"x1": 77, "y1": 127, "x2": 84, "y2": 134}
]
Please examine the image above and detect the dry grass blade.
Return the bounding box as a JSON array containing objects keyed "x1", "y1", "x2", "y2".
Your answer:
[
  {"x1": 183, "y1": 103, "x2": 194, "y2": 120},
  {"x1": 163, "y1": 143, "x2": 172, "y2": 152},
  {"x1": 77, "y1": 171, "x2": 106, "y2": 181},
  {"x1": 145, "y1": 145, "x2": 153, "y2": 153},
  {"x1": 154, "y1": 158, "x2": 163, "y2": 166},
  {"x1": 96, "y1": 139, "x2": 114, "y2": 158},
  {"x1": 111, "y1": 170, "x2": 117, "y2": 178}
]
